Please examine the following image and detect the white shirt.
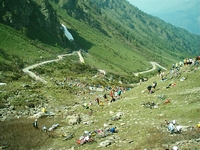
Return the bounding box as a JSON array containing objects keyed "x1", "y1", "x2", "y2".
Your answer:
[{"x1": 172, "y1": 146, "x2": 178, "y2": 150}]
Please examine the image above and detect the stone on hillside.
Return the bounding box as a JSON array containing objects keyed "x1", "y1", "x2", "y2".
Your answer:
[
  {"x1": 96, "y1": 88, "x2": 104, "y2": 92},
  {"x1": 9, "y1": 105, "x2": 15, "y2": 110},
  {"x1": 29, "y1": 111, "x2": 54, "y2": 119},
  {"x1": 103, "y1": 123, "x2": 109, "y2": 127},
  {"x1": 162, "y1": 144, "x2": 169, "y2": 148},
  {"x1": 1, "y1": 116, "x2": 7, "y2": 121},
  {"x1": 99, "y1": 140, "x2": 112, "y2": 147},
  {"x1": 116, "y1": 112, "x2": 123, "y2": 118},
  {"x1": 196, "y1": 138, "x2": 200, "y2": 142},
  {"x1": 67, "y1": 115, "x2": 81, "y2": 125},
  {"x1": 0, "y1": 83, "x2": 7, "y2": 86},
  {"x1": 83, "y1": 120, "x2": 94, "y2": 125},
  {"x1": 158, "y1": 113, "x2": 164, "y2": 117},
  {"x1": 109, "y1": 111, "x2": 114, "y2": 115},
  {"x1": 120, "y1": 123, "x2": 125, "y2": 126},
  {"x1": 24, "y1": 106, "x2": 30, "y2": 109},
  {"x1": 22, "y1": 84, "x2": 31, "y2": 88}
]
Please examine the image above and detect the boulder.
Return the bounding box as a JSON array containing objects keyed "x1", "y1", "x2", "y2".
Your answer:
[
  {"x1": 99, "y1": 140, "x2": 111, "y2": 147},
  {"x1": 68, "y1": 115, "x2": 81, "y2": 125}
]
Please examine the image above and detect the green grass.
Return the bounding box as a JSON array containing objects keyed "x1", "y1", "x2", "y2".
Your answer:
[
  {"x1": 0, "y1": 1, "x2": 200, "y2": 149},
  {"x1": 1, "y1": 58, "x2": 200, "y2": 149}
]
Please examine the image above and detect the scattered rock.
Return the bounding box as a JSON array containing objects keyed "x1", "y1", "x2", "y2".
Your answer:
[{"x1": 99, "y1": 140, "x2": 111, "y2": 147}]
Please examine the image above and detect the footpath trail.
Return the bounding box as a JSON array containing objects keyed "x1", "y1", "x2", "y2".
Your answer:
[
  {"x1": 134, "y1": 61, "x2": 167, "y2": 76},
  {"x1": 22, "y1": 51, "x2": 167, "y2": 83},
  {"x1": 22, "y1": 51, "x2": 79, "y2": 84}
]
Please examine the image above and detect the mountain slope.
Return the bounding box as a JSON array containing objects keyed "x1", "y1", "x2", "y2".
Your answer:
[
  {"x1": 51, "y1": 0, "x2": 199, "y2": 55},
  {"x1": 0, "y1": 0, "x2": 70, "y2": 47},
  {"x1": 0, "y1": 1, "x2": 200, "y2": 149},
  {"x1": 0, "y1": 0, "x2": 200, "y2": 77}
]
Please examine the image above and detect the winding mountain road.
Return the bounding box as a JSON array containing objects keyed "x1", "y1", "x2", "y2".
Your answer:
[
  {"x1": 22, "y1": 51, "x2": 81, "y2": 84},
  {"x1": 134, "y1": 61, "x2": 167, "y2": 76},
  {"x1": 22, "y1": 51, "x2": 167, "y2": 83}
]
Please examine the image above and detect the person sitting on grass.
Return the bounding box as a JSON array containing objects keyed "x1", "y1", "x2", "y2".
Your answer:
[
  {"x1": 168, "y1": 122, "x2": 175, "y2": 134},
  {"x1": 109, "y1": 127, "x2": 117, "y2": 133}
]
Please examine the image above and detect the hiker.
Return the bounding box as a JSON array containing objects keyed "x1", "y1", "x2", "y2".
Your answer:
[
  {"x1": 103, "y1": 94, "x2": 108, "y2": 101},
  {"x1": 114, "y1": 90, "x2": 118, "y2": 98},
  {"x1": 189, "y1": 58, "x2": 193, "y2": 65},
  {"x1": 195, "y1": 56, "x2": 199, "y2": 69},
  {"x1": 157, "y1": 68, "x2": 161, "y2": 75},
  {"x1": 166, "y1": 83, "x2": 172, "y2": 88},
  {"x1": 172, "y1": 119, "x2": 176, "y2": 125},
  {"x1": 42, "y1": 126, "x2": 48, "y2": 132},
  {"x1": 88, "y1": 101, "x2": 92, "y2": 106},
  {"x1": 160, "y1": 72, "x2": 165, "y2": 80},
  {"x1": 83, "y1": 102, "x2": 89, "y2": 109},
  {"x1": 99, "y1": 101, "x2": 103, "y2": 106},
  {"x1": 95, "y1": 97, "x2": 100, "y2": 105},
  {"x1": 179, "y1": 61, "x2": 183, "y2": 67},
  {"x1": 118, "y1": 88, "x2": 122, "y2": 98},
  {"x1": 168, "y1": 122, "x2": 175, "y2": 134},
  {"x1": 109, "y1": 127, "x2": 117, "y2": 133},
  {"x1": 139, "y1": 79, "x2": 142, "y2": 85},
  {"x1": 110, "y1": 90, "x2": 113, "y2": 98},
  {"x1": 184, "y1": 59, "x2": 187, "y2": 66},
  {"x1": 147, "y1": 85, "x2": 153, "y2": 94},
  {"x1": 33, "y1": 119, "x2": 39, "y2": 129},
  {"x1": 110, "y1": 96, "x2": 115, "y2": 102},
  {"x1": 152, "y1": 81, "x2": 157, "y2": 89}
]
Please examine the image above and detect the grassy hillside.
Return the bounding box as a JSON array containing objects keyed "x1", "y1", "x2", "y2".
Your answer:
[
  {"x1": 49, "y1": 0, "x2": 200, "y2": 72},
  {"x1": 0, "y1": 1, "x2": 200, "y2": 149},
  {"x1": 0, "y1": 0, "x2": 200, "y2": 77},
  {"x1": 0, "y1": 56, "x2": 199, "y2": 149}
]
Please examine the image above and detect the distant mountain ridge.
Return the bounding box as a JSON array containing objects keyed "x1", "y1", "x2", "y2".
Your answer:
[{"x1": 128, "y1": 0, "x2": 200, "y2": 35}]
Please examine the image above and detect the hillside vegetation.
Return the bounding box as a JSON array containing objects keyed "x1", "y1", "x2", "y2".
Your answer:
[
  {"x1": 0, "y1": 0, "x2": 200, "y2": 76},
  {"x1": 0, "y1": 53, "x2": 200, "y2": 149},
  {"x1": 0, "y1": 0, "x2": 200, "y2": 149}
]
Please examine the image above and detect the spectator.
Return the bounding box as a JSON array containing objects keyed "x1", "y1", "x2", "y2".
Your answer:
[
  {"x1": 140, "y1": 79, "x2": 142, "y2": 85},
  {"x1": 147, "y1": 85, "x2": 153, "y2": 94},
  {"x1": 110, "y1": 96, "x2": 115, "y2": 102},
  {"x1": 118, "y1": 88, "x2": 122, "y2": 98},
  {"x1": 110, "y1": 90, "x2": 113, "y2": 97},
  {"x1": 103, "y1": 94, "x2": 108, "y2": 101},
  {"x1": 33, "y1": 119, "x2": 39, "y2": 129},
  {"x1": 95, "y1": 98, "x2": 100, "y2": 105},
  {"x1": 152, "y1": 81, "x2": 157, "y2": 89},
  {"x1": 157, "y1": 68, "x2": 161, "y2": 75},
  {"x1": 109, "y1": 127, "x2": 117, "y2": 133}
]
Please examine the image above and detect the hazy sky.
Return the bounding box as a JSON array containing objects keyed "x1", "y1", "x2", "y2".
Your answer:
[
  {"x1": 126, "y1": 0, "x2": 194, "y2": 14},
  {"x1": 127, "y1": 0, "x2": 160, "y2": 13},
  {"x1": 127, "y1": 0, "x2": 200, "y2": 35}
]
